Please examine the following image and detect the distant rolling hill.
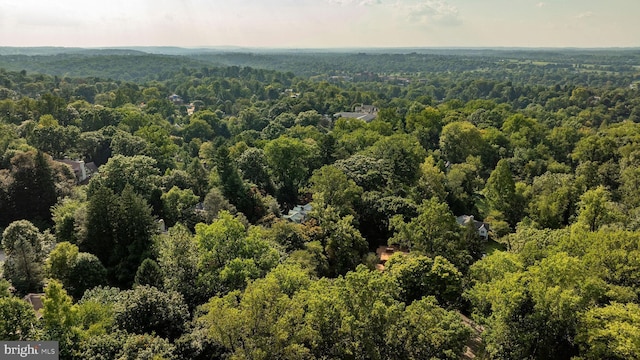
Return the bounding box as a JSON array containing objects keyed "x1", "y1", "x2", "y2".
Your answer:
[
  {"x1": 1, "y1": 46, "x2": 639, "y2": 82},
  {"x1": 0, "y1": 52, "x2": 213, "y2": 81}
]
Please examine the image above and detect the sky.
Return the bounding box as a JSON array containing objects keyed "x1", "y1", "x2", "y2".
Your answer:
[{"x1": 1, "y1": 0, "x2": 638, "y2": 48}]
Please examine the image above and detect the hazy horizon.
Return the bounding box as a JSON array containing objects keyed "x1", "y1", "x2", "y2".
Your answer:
[
  {"x1": 3, "y1": 45, "x2": 640, "y2": 51},
  {"x1": 1, "y1": 0, "x2": 639, "y2": 49}
]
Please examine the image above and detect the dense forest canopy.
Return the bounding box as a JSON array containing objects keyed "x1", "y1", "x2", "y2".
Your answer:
[
  {"x1": 1, "y1": 47, "x2": 640, "y2": 359},
  {"x1": 1, "y1": 47, "x2": 639, "y2": 83}
]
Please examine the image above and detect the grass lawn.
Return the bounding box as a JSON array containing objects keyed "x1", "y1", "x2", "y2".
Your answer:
[{"x1": 484, "y1": 239, "x2": 506, "y2": 256}]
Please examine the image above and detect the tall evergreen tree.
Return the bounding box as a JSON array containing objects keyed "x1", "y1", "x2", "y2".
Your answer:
[
  {"x1": 81, "y1": 183, "x2": 155, "y2": 287},
  {"x1": 80, "y1": 184, "x2": 117, "y2": 268},
  {"x1": 215, "y1": 146, "x2": 263, "y2": 221},
  {"x1": 215, "y1": 146, "x2": 247, "y2": 207},
  {"x1": 186, "y1": 157, "x2": 209, "y2": 199},
  {"x1": 1, "y1": 150, "x2": 73, "y2": 228},
  {"x1": 112, "y1": 184, "x2": 156, "y2": 287},
  {"x1": 134, "y1": 258, "x2": 163, "y2": 289}
]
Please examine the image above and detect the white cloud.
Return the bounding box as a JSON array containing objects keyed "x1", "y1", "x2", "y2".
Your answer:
[
  {"x1": 321, "y1": 0, "x2": 461, "y2": 26},
  {"x1": 359, "y1": 0, "x2": 382, "y2": 5},
  {"x1": 575, "y1": 11, "x2": 593, "y2": 19},
  {"x1": 405, "y1": 0, "x2": 462, "y2": 26},
  {"x1": 325, "y1": 0, "x2": 381, "y2": 5},
  {"x1": 536, "y1": 2, "x2": 546, "y2": 8}
]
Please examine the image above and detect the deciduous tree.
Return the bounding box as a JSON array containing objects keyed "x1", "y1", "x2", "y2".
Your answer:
[
  {"x1": 0, "y1": 296, "x2": 38, "y2": 340},
  {"x1": 2, "y1": 220, "x2": 48, "y2": 293},
  {"x1": 114, "y1": 285, "x2": 189, "y2": 341},
  {"x1": 308, "y1": 165, "x2": 363, "y2": 217},
  {"x1": 264, "y1": 136, "x2": 313, "y2": 206}
]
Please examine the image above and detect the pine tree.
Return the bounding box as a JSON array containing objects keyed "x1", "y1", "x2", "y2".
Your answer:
[
  {"x1": 215, "y1": 146, "x2": 263, "y2": 221},
  {"x1": 187, "y1": 157, "x2": 209, "y2": 199},
  {"x1": 81, "y1": 184, "x2": 117, "y2": 267},
  {"x1": 3, "y1": 151, "x2": 68, "y2": 227},
  {"x1": 134, "y1": 258, "x2": 163, "y2": 289},
  {"x1": 112, "y1": 184, "x2": 156, "y2": 287}
]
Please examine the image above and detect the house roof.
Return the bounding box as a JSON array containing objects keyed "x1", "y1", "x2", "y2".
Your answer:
[
  {"x1": 334, "y1": 112, "x2": 377, "y2": 122},
  {"x1": 58, "y1": 159, "x2": 83, "y2": 173},
  {"x1": 283, "y1": 203, "x2": 313, "y2": 223},
  {"x1": 456, "y1": 215, "x2": 490, "y2": 231},
  {"x1": 23, "y1": 293, "x2": 45, "y2": 318},
  {"x1": 375, "y1": 245, "x2": 409, "y2": 270},
  {"x1": 85, "y1": 162, "x2": 98, "y2": 173},
  {"x1": 56, "y1": 159, "x2": 98, "y2": 184},
  {"x1": 283, "y1": 212, "x2": 305, "y2": 223},
  {"x1": 355, "y1": 104, "x2": 378, "y2": 113}
]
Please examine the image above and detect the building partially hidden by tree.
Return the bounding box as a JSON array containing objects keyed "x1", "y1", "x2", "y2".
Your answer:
[
  {"x1": 456, "y1": 215, "x2": 490, "y2": 240},
  {"x1": 56, "y1": 159, "x2": 98, "y2": 184},
  {"x1": 283, "y1": 203, "x2": 312, "y2": 223},
  {"x1": 334, "y1": 104, "x2": 379, "y2": 122}
]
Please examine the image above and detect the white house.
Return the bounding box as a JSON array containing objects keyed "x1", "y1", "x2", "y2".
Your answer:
[
  {"x1": 57, "y1": 159, "x2": 98, "y2": 184},
  {"x1": 456, "y1": 215, "x2": 490, "y2": 240}
]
